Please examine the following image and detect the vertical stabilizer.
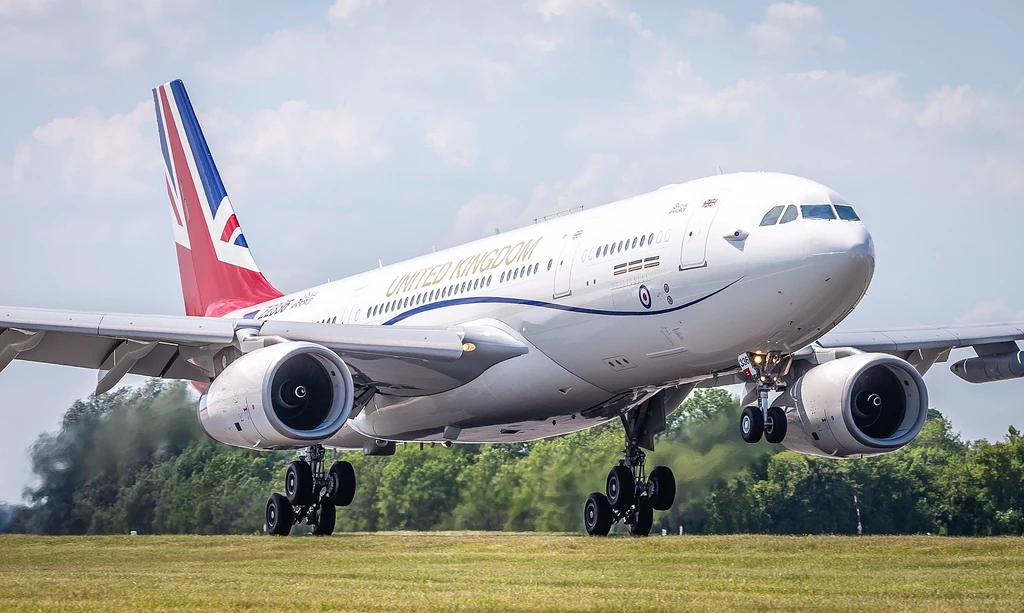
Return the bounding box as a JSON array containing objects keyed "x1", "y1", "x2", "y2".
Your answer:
[{"x1": 153, "y1": 79, "x2": 282, "y2": 317}]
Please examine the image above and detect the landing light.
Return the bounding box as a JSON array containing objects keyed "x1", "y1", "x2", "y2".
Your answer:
[
  {"x1": 753, "y1": 354, "x2": 763, "y2": 364},
  {"x1": 462, "y1": 342, "x2": 476, "y2": 352}
]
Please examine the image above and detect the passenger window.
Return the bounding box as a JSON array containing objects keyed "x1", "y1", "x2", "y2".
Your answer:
[
  {"x1": 473, "y1": 279, "x2": 479, "y2": 290},
  {"x1": 835, "y1": 205, "x2": 860, "y2": 221},
  {"x1": 801, "y1": 204, "x2": 836, "y2": 220},
  {"x1": 487, "y1": 275, "x2": 492, "y2": 286},
  {"x1": 618, "y1": 241, "x2": 624, "y2": 251},
  {"x1": 603, "y1": 245, "x2": 609, "y2": 256},
  {"x1": 779, "y1": 205, "x2": 798, "y2": 224},
  {"x1": 632, "y1": 237, "x2": 638, "y2": 249},
  {"x1": 760, "y1": 205, "x2": 785, "y2": 226},
  {"x1": 639, "y1": 235, "x2": 645, "y2": 247},
  {"x1": 533, "y1": 263, "x2": 539, "y2": 275},
  {"x1": 648, "y1": 233, "x2": 654, "y2": 244},
  {"x1": 547, "y1": 259, "x2": 553, "y2": 270},
  {"x1": 513, "y1": 268, "x2": 518, "y2": 279}
]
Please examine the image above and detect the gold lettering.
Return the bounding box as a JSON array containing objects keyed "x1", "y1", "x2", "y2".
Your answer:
[
  {"x1": 433, "y1": 262, "x2": 451, "y2": 285},
  {"x1": 505, "y1": 242, "x2": 524, "y2": 265},
  {"x1": 386, "y1": 275, "x2": 403, "y2": 298},
  {"x1": 520, "y1": 237, "x2": 542, "y2": 262},
  {"x1": 491, "y1": 245, "x2": 511, "y2": 269},
  {"x1": 478, "y1": 249, "x2": 498, "y2": 272}
]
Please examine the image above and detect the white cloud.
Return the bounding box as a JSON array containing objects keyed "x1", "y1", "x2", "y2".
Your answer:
[
  {"x1": 24, "y1": 101, "x2": 157, "y2": 196},
  {"x1": 917, "y1": 85, "x2": 1000, "y2": 128},
  {"x1": 448, "y1": 154, "x2": 638, "y2": 241},
  {"x1": 526, "y1": 0, "x2": 650, "y2": 37},
  {"x1": 681, "y1": 9, "x2": 727, "y2": 38},
  {"x1": 956, "y1": 301, "x2": 1024, "y2": 325},
  {"x1": 0, "y1": 0, "x2": 48, "y2": 15},
  {"x1": 229, "y1": 101, "x2": 390, "y2": 170},
  {"x1": 426, "y1": 118, "x2": 479, "y2": 167},
  {"x1": 327, "y1": 0, "x2": 383, "y2": 22},
  {"x1": 747, "y1": 1, "x2": 844, "y2": 56}
]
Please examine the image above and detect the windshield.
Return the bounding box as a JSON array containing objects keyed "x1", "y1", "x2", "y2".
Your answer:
[
  {"x1": 760, "y1": 205, "x2": 785, "y2": 226},
  {"x1": 800, "y1": 204, "x2": 836, "y2": 220},
  {"x1": 835, "y1": 205, "x2": 860, "y2": 221}
]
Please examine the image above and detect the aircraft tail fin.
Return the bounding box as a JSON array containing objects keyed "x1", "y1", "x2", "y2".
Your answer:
[{"x1": 152, "y1": 79, "x2": 282, "y2": 317}]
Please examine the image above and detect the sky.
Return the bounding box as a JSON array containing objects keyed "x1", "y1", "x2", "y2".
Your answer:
[{"x1": 1, "y1": 0, "x2": 1023, "y2": 503}]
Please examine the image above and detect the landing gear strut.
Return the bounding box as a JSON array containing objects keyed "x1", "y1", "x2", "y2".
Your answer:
[
  {"x1": 265, "y1": 444, "x2": 356, "y2": 536},
  {"x1": 738, "y1": 351, "x2": 790, "y2": 444},
  {"x1": 584, "y1": 395, "x2": 676, "y2": 536}
]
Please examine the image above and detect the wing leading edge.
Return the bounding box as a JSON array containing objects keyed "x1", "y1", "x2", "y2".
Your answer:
[{"x1": 0, "y1": 306, "x2": 528, "y2": 396}]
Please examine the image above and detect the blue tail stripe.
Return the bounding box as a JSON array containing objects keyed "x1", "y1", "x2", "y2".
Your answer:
[
  {"x1": 233, "y1": 234, "x2": 248, "y2": 247},
  {"x1": 381, "y1": 279, "x2": 740, "y2": 325},
  {"x1": 168, "y1": 79, "x2": 228, "y2": 219},
  {"x1": 152, "y1": 89, "x2": 174, "y2": 190}
]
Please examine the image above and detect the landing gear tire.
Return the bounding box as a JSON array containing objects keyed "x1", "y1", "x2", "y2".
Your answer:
[
  {"x1": 629, "y1": 504, "x2": 653, "y2": 537},
  {"x1": 764, "y1": 406, "x2": 788, "y2": 444},
  {"x1": 740, "y1": 406, "x2": 764, "y2": 444},
  {"x1": 266, "y1": 493, "x2": 293, "y2": 536},
  {"x1": 327, "y1": 461, "x2": 356, "y2": 507},
  {"x1": 647, "y1": 466, "x2": 676, "y2": 511},
  {"x1": 606, "y1": 465, "x2": 635, "y2": 511},
  {"x1": 285, "y1": 460, "x2": 314, "y2": 505},
  {"x1": 311, "y1": 496, "x2": 336, "y2": 536},
  {"x1": 584, "y1": 492, "x2": 613, "y2": 536}
]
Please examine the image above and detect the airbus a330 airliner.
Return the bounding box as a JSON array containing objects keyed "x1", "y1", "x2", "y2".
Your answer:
[{"x1": 2, "y1": 80, "x2": 1022, "y2": 536}]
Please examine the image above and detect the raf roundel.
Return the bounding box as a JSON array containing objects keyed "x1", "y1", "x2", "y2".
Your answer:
[{"x1": 638, "y1": 284, "x2": 652, "y2": 310}]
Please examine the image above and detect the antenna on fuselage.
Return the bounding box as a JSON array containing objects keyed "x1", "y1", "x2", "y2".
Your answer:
[
  {"x1": 378, "y1": 259, "x2": 383, "y2": 268},
  {"x1": 494, "y1": 227, "x2": 500, "y2": 235},
  {"x1": 716, "y1": 165, "x2": 723, "y2": 175}
]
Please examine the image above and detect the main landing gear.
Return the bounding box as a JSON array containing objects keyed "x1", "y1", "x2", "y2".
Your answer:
[
  {"x1": 265, "y1": 444, "x2": 356, "y2": 536},
  {"x1": 738, "y1": 351, "x2": 789, "y2": 445},
  {"x1": 584, "y1": 397, "x2": 676, "y2": 537}
]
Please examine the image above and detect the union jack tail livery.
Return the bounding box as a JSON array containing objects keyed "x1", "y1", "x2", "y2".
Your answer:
[{"x1": 153, "y1": 79, "x2": 282, "y2": 317}]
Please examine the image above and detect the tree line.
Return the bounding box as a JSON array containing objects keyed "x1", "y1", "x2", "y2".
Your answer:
[{"x1": 3, "y1": 380, "x2": 1024, "y2": 536}]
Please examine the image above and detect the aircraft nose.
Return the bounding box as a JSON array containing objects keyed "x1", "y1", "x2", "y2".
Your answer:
[{"x1": 809, "y1": 220, "x2": 875, "y2": 261}]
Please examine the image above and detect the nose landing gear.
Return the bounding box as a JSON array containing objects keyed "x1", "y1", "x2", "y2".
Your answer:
[
  {"x1": 584, "y1": 395, "x2": 677, "y2": 536},
  {"x1": 265, "y1": 444, "x2": 356, "y2": 536},
  {"x1": 738, "y1": 351, "x2": 790, "y2": 445}
]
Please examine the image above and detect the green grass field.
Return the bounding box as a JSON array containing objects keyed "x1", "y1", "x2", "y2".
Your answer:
[{"x1": 2, "y1": 534, "x2": 1023, "y2": 612}]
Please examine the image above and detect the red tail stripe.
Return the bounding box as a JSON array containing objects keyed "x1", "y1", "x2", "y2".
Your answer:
[
  {"x1": 220, "y1": 214, "x2": 240, "y2": 243},
  {"x1": 166, "y1": 177, "x2": 183, "y2": 227}
]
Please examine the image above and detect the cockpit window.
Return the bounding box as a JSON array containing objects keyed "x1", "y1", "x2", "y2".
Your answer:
[
  {"x1": 834, "y1": 205, "x2": 860, "y2": 221},
  {"x1": 779, "y1": 205, "x2": 798, "y2": 224},
  {"x1": 800, "y1": 204, "x2": 836, "y2": 220},
  {"x1": 760, "y1": 205, "x2": 785, "y2": 226}
]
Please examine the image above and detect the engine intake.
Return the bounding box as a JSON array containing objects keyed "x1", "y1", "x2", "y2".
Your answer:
[
  {"x1": 198, "y1": 342, "x2": 354, "y2": 450},
  {"x1": 779, "y1": 353, "x2": 928, "y2": 458}
]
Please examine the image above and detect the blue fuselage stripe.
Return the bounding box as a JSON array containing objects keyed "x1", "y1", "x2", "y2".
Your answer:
[{"x1": 381, "y1": 279, "x2": 739, "y2": 325}]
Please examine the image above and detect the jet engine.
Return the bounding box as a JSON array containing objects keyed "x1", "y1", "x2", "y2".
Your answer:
[
  {"x1": 778, "y1": 352, "x2": 928, "y2": 458},
  {"x1": 198, "y1": 341, "x2": 354, "y2": 450}
]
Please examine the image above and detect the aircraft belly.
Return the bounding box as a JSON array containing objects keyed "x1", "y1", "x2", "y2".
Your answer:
[{"x1": 350, "y1": 333, "x2": 612, "y2": 442}]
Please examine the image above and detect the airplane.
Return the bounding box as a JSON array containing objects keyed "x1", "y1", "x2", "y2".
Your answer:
[{"x1": 2, "y1": 79, "x2": 1023, "y2": 537}]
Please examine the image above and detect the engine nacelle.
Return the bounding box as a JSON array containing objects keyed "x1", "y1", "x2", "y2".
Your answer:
[
  {"x1": 779, "y1": 353, "x2": 928, "y2": 458},
  {"x1": 198, "y1": 342, "x2": 354, "y2": 450}
]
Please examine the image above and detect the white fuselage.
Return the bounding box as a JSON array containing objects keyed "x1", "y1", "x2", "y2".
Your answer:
[{"x1": 228, "y1": 172, "x2": 875, "y2": 447}]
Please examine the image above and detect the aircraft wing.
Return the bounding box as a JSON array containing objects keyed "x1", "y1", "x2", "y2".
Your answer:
[
  {"x1": 0, "y1": 306, "x2": 528, "y2": 396},
  {"x1": 811, "y1": 321, "x2": 1024, "y2": 376}
]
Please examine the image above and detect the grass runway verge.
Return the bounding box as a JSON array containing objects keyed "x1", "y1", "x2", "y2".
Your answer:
[{"x1": 1, "y1": 533, "x2": 1023, "y2": 612}]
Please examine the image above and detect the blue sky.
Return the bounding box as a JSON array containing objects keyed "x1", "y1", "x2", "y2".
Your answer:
[{"x1": 0, "y1": 0, "x2": 1022, "y2": 502}]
